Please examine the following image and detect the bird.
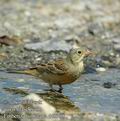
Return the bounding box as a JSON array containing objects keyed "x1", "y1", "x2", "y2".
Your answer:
[{"x1": 8, "y1": 48, "x2": 92, "y2": 93}]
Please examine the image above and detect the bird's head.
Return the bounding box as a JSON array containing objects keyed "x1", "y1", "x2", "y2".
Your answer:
[{"x1": 67, "y1": 48, "x2": 93, "y2": 64}]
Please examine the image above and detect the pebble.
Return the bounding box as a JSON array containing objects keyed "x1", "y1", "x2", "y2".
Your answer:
[
  {"x1": 24, "y1": 11, "x2": 31, "y2": 17},
  {"x1": 16, "y1": 79, "x2": 25, "y2": 82},
  {"x1": 24, "y1": 93, "x2": 56, "y2": 115},
  {"x1": 95, "y1": 67, "x2": 106, "y2": 72},
  {"x1": 113, "y1": 44, "x2": 120, "y2": 52},
  {"x1": 4, "y1": 21, "x2": 11, "y2": 29},
  {"x1": 112, "y1": 37, "x2": 120, "y2": 44},
  {"x1": 24, "y1": 40, "x2": 72, "y2": 51},
  {"x1": 103, "y1": 82, "x2": 116, "y2": 89}
]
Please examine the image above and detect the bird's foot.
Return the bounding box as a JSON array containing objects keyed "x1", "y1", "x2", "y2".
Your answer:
[
  {"x1": 57, "y1": 85, "x2": 63, "y2": 93},
  {"x1": 44, "y1": 88, "x2": 63, "y2": 93},
  {"x1": 45, "y1": 84, "x2": 57, "y2": 92},
  {"x1": 44, "y1": 88, "x2": 56, "y2": 92},
  {"x1": 57, "y1": 89, "x2": 62, "y2": 93}
]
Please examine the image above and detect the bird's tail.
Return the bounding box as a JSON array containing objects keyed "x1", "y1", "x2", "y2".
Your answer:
[{"x1": 7, "y1": 67, "x2": 39, "y2": 76}]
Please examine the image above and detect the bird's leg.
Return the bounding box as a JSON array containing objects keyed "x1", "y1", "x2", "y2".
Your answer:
[
  {"x1": 44, "y1": 84, "x2": 55, "y2": 92},
  {"x1": 49, "y1": 84, "x2": 53, "y2": 90},
  {"x1": 49, "y1": 84, "x2": 56, "y2": 92},
  {"x1": 58, "y1": 85, "x2": 63, "y2": 93}
]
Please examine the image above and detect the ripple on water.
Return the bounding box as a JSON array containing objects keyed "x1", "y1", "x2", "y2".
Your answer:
[{"x1": 0, "y1": 69, "x2": 120, "y2": 114}]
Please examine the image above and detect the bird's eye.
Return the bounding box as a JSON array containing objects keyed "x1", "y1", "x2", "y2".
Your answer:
[{"x1": 78, "y1": 51, "x2": 81, "y2": 54}]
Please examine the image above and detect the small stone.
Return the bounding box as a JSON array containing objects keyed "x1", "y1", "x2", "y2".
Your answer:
[
  {"x1": 96, "y1": 67, "x2": 106, "y2": 72},
  {"x1": 36, "y1": 58, "x2": 41, "y2": 61},
  {"x1": 16, "y1": 79, "x2": 25, "y2": 82},
  {"x1": 103, "y1": 82, "x2": 116, "y2": 89},
  {"x1": 24, "y1": 93, "x2": 56, "y2": 115},
  {"x1": 0, "y1": 53, "x2": 8, "y2": 60},
  {"x1": 4, "y1": 22, "x2": 11, "y2": 28},
  {"x1": 24, "y1": 11, "x2": 31, "y2": 17},
  {"x1": 0, "y1": 35, "x2": 23, "y2": 46},
  {"x1": 114, "y1": 44, "x2": 120, "y2": 52},
  {"x1": 23, "y1": 39, "x2": 31, "y2": 43},
  {"x1": 112, "y1": 38, "x2": 120, "y2": 44},
  {"x1": 24, "y1": 40, "x2": 72, "y2": 51},
  {"x1": 102, "y1": 60, "x2": 112, "y2": 67}
]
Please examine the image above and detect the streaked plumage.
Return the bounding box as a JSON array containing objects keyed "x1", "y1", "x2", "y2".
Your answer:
[{"x1": 8, "y1": 48, "x2": 92, "y2": 92}]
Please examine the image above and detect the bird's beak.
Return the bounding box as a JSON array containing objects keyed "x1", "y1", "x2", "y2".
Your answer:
[{"x1": 84, "y1": 50, "x2": 94, "y2": 57}]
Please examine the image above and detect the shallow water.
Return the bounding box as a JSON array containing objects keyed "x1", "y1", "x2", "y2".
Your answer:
[{"x1": 0, "y1": 69, "x2": 120, "y2": 114}]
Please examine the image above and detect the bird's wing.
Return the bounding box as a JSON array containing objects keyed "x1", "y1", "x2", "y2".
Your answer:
[{"x1": 36, "y1": 60, "x2": 69, "y2": 75}]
